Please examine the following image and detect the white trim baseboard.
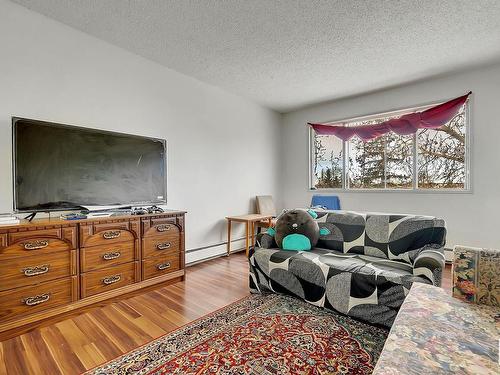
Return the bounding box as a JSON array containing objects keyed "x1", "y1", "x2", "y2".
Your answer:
[{"x1": 186, "y1": 237, "x2": 247, "y2": 264}]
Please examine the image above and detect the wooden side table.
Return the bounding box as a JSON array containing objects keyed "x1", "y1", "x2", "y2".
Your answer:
[{"x1": 226, "y1": 214, "x2": 273, "y2": 257}]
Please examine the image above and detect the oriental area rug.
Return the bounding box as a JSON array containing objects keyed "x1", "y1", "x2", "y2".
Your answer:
[{"x1": 85, "y1": 294, "x2": 388, "y2": 375}]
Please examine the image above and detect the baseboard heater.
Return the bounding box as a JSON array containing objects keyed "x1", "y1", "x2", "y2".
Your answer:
[{"x1": 186, "y1": 236, "x2": 247, "y2": 254}]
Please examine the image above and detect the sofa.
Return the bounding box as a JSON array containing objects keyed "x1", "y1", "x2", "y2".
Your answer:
[
  {"x1": 249, "y1": 210, "x2": 446, "y2": 327},
  {"x1": 373, "y1": 245, "x2": 499, "y2": 374}
]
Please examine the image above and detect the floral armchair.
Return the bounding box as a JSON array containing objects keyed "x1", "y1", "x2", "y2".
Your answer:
[
  {"x1": 373, "y1": 246, "x2": 499, "y2": 375},
  {"x1": 452, "y1": 245, "x2": 499, "y2": 307}
]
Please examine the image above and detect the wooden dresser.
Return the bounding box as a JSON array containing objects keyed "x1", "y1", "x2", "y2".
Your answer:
[{"x1": 0, "y1": 210, "x2": 185, "y2": 339}]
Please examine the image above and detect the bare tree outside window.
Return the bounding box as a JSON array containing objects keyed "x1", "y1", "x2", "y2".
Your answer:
[
  {"x1": 310, "y1": 103, "x2": 468, "y2": 190},
  {"x1": 417, "y1": 106, "x2": 466, "y2": 189},
  {"x1": 312, "y1": 135, "x2": 343, "y2": 189}
]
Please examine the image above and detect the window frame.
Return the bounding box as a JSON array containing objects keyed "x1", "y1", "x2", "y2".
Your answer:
[{"x1": 307, "y1": 98, "x2": 471, "y2": 193}]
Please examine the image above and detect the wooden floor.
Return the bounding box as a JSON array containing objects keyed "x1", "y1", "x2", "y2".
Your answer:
[
  {"x1": 0, "y1": 253, "x2": 250, "y2": 375},
  {"x1": 0, "y1": 253, "x2": 452, "y2": 375}
]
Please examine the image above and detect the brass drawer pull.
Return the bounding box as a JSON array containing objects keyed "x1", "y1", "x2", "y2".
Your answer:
[
  {"x1": 102, "y1": 274, "x2": 121, "y2": 285},
  {"x1": 156, "y1": 242, "x2": 171, "y2": 250},
  {"x1": 157, "y1": 262, "x2": 171, "y2": 271},
  {"x1": 22, "y1": 264, "x2": 50, "y2": 277},
  {"x1": 156, "y1": 224, "x2": 172, "y2": 232},
  {"x1": 24, "y1": 240, "x2": 49, "y2": 250},
  {"x1": 103, "y1": 230, "x2": 121, "y2": 239},
  {"x1": 23, "y1": 293, "x2": 51, "y2": 306},
  {"x1": 102, "y1": 252, "x2": 121, "y2": 260}
]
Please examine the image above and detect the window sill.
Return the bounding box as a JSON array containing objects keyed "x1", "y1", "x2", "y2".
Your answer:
[{"x1": 308, "y1": 188, "x2": 472, "y2": 194}]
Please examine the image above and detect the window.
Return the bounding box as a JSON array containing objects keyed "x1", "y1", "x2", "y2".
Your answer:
[{"x1": 310, "y1": 101, "x2": 469, "y2": 191}]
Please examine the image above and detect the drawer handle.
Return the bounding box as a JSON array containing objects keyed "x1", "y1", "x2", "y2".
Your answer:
[
  {"x1": 157, "y1": 262, "x2": 171, "y2": 271},
  {"x1": 156, "y1": 242, "x2": 171, "y2": 250},
  {"x1": 103, "y1": 252, "x2": 121, "y2": 260},
  {"x1": 22, "y1": 264, "x2": 50, "y2": 277},
  {"x1": 103, "y1": 230, "x2": 121, "y2": 239},
  {"x1": 102, "y1": 274, "x2": 121, "y2": 285},
  {"x1": 23, "y1": 293, "x2": 51, "y2": 306},
  {"x1": 24, "y1": 240, "x2": 49, "y2": 250},
  {"x1": 156, "y1": 224, "x2": 172, "y2": 232}
]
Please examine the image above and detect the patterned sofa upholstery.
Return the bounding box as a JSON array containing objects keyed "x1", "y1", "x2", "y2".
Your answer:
[{"x1": 249, "y1": 210, "x2": 446, "y2": 327}]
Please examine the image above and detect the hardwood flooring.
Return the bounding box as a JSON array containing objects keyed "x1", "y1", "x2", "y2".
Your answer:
[
  {"x1": 0, "y1": 253, "x2": 452, "y2": 375},
  {"x1": 442, "y1": 263, "x2": 452, "y2": 291}
]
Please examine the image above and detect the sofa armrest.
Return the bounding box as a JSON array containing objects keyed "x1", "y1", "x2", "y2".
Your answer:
[
  {"x1": 412, "y1": 245, "x2": 445, "y2": 286},
  {"x1": 255, "y1": 232, "x2": 277, "y2": 249}
]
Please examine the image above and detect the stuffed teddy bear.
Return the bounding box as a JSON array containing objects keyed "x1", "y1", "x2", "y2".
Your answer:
[{"x1": 263, "y1": 209, "x2": 330, "y2": 251}]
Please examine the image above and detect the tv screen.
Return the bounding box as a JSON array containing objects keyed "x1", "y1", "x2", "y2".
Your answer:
[{"x1": 13, "y1": 117, "x2": 167, "y2": 212}]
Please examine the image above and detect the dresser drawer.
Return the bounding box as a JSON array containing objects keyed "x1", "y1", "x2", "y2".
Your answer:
[
  {"x1": 0, "y1": 276, "x2": 76, "y2": 322},
  {"x1": 80, "y1": 262, "x2": 137, "y2": 298},
  {"x1": 81, "y1": 227, "x2": 135, "y2": 248},
  {"x1": 80, "y1": 221, "x2": 138, "y2": 248},
  {"x1": 80, "y1": 242, "x2": 135, "y2": 272},
  {"x1": 0, "y1": 250, "x2": 76, "y2": 291},
  {"x1": 142, "y1": 235, "x2": 180, "y2": 259},
  {"x1": 142, "y1": 218, "x2": 180, "y2": 238},
  {"x1": 142, "y1": 253, "x2": 180, "y2": 280},
  {"x1": 0, "y1": 228, "x2": 76, "y2": 259}
]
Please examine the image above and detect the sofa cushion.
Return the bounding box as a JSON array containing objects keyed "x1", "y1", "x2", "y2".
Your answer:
[
  {"x1": 316, "y1": 211, "x2": 446, "y2": 264},
  {"x1": 250, "y1": 247, "x2": 431, "y2": 326}
]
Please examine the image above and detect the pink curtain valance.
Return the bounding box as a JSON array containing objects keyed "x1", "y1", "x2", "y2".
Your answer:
[{"x1": 308, "y1": 92, "x2": 471, "y2": 141}]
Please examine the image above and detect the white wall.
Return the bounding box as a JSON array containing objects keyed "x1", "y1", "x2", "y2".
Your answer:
[
  {"x1": 281, "y1": 63, "x2": 500, "y2": 250},
  {"x1": 2, "y1": 0, "x2": 498, "y2": 262},
  {"x1": 0, "y1": 0, "x2": 282, "y2": 262}
]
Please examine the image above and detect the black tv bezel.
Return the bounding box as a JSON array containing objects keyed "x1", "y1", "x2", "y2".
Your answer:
[{"x1": 12, "y1": 117, "x2": 168, "y2": 213}]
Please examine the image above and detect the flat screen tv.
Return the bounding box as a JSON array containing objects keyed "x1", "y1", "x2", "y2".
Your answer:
[{"x1": 13, "y1": 117, "x2": 167, "y2": 212}]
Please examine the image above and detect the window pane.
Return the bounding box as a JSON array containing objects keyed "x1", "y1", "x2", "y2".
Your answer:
[
  {"x1": 348, "y1": 136, "x2": 385, "y2": 188},
  {"x1": 417, "y1": 107, "x2": 466, "y2": 189},
  {"x1": 312, "y1": 133, "x2": 343, "y2": 189},
  {"x1": 348, "y1": 131, "x2": 413, "y2": 189},
  {"x1": 386, "y1": 133, "x2": 413, "y2": 188},
  {"x1": 310, "y1": 101, "x2": 468, "y2": 191}
]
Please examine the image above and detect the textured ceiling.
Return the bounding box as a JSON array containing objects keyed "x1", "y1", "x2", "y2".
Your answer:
[{"x1": 11, "y1": 0, "x2": 500, "y2": 112}]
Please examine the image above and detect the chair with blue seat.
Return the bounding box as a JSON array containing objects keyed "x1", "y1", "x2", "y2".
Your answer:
[{"x1": 310, "y1": 195, "x2": 341, "y2": 210}]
